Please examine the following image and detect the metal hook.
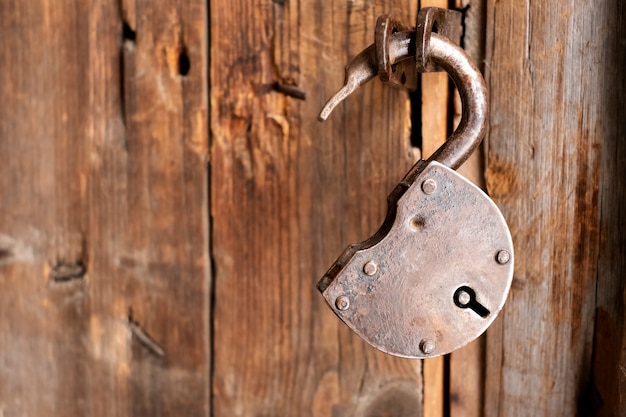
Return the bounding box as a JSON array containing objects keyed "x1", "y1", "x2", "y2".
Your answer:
[
  {"x1": 318, "y1": 30, "x2": 415, "y2": 122},
  {"x1": 317, "y1": 45, "x2": 378, "y2": 122}
]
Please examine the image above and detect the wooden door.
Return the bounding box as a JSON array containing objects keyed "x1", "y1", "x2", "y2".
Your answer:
[
  {"x1": 483, "y1": 1, "x2": 626, "y2": 415},
  {"x1": 0, "y1": 1, "x2": 624, "y2": 416}
]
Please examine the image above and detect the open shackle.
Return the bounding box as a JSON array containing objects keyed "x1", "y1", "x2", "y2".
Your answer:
[
  {"x1": 317, "y1": 9, "x2": 513, "y2": 359},
  {"x1": 318, "y1": 8, "x2": 488, "y2": 170}
]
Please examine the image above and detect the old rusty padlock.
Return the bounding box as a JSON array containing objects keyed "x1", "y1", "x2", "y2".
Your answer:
[{"x1": 317, "y1": 8, "x2": 514, "y2": 358}]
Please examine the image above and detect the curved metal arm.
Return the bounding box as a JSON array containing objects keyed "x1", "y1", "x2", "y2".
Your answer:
[
  {"x1": 426, "y1": 34, "x2": 487, "y2": 170},
  {"x1": 317, "y1": 45, "x2": 378, "y2": 122}
]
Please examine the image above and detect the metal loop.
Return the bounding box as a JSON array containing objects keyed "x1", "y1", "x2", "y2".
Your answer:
[
  {"x1": 373, "y1": 31, "x2": 488, "y2": 170},
  {"x1": 425, "y1": 33, "x2": 488, "y2": 170}
]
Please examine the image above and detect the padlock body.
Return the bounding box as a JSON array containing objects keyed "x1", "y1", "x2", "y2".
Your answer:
[{"x1": 318, "y1": 161, "x2": 514, "y2": 358}]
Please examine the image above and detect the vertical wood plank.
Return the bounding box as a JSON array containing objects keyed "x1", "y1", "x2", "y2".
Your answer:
[
  {"x1": 483, "y1": 0, "x2": 626, "y2": 415},
  {"x1": 591, "y1": 2, "x2": 626, "y2": 414},
  {"x1": 116, "y1": 2, "x2": 210, "y2": 415},
  {"x1": 210, "y1": 1, "x2": 424, "y2": 416},
  {"x1": 449, "y1": 1, "x2": 486, "y2": 416},
  {"x1": 419, "y1": 2, "x2": 488, "y2": 416},
  {"x1": 0, "y1": 1, "x2": 210, "y2": 415},
  {"x1": 419, "y1": 0, "x2": 450, "y2": 415}
]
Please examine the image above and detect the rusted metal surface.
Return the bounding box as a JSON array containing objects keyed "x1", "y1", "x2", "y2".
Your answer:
[
  {"x1": 424, "y1": 34, "x2": 488, "y2": 170},
  {"x1": 320, "y1": 28, "x2": 488, "y2": 172},
  {"x1": 317, "y1": 162, "x2": 514, "y2": 358},
  {"x1": 317, "y1": 45, "x2": 378, "y2": 121},
  {"x1": 375, "y1": 15, "x2": 417, "y2": 90},
  {"x1": 415, "y1": 7, "x2": 463, "y2": 73},
  {"x1": 318, "y1": 7, "x2": 464, "y2": 122},
  {"x1": 317, "y1": 7, "x2": 510, "y2": 359}
]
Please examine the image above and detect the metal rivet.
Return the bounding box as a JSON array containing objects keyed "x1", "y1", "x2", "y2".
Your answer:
[
  {"x1": 496, "y1": 249, "x2": 511, "y2": 265},
  {"x1": 421, "y1": 178, "x2": 437, "y2": 195},
  {"x1": 456, "y1": 289, "x2": 471, "y2": 306},
  {"x1": 363, "y1": 261, "x2": 379, "y2": 276},
  {"x1": 419, "y1": 339, "x2": 435, "y2": 354},
  {"x1": 335, "y1": 295, "x2": 350, "y2": 311}
]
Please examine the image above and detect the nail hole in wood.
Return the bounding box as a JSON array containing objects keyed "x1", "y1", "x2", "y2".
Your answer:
[{"x1": 179, "y1": 47, "x2": 191, "y2": 76}]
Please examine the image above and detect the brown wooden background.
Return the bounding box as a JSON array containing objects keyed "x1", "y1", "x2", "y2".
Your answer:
[{"x1": 0, "y1": 0, "x2": 624, "y2": 416}]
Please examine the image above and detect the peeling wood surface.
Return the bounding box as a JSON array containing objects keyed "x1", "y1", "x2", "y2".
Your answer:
[
  {"x1": 210, "y1": 1, "x2": 425, "y2": 416},
  {"x1": 0, "y1": 1, "x2": 210, "y2": 415},
  {"x1": 483, "y1": 0, "x2": 626, "y2": 415}
]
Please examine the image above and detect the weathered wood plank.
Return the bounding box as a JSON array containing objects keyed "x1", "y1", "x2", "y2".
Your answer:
[
  {"x1": 0, "y1": 1, "x2": 210, "y2": 415},
  {"x1": 591, "y1": 2, "x2": 626, "y2": 414},
  {"x1": 419, "y1": 0, "x2": 450, "y2": 415},
  {"x1": 449, "y1": 2, "x2": 487, "y2": 416},
  {"x1": 450, "y1": 338, "x2": 485, "y2": 416},
  {"x1": 210, "y1": 1, "x2": 424, "y2": 416},
  {"x1": 483, "y1": 0, "x2": 625, "y2": 415}
]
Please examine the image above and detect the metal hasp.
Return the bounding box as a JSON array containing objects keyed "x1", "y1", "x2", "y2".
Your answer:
[
  {"x1": 317, "y1": 8, "x2": 514, "y2": 358},
  {"x1": 318, "y1": 7, "x2": 462, "y2": 121}
]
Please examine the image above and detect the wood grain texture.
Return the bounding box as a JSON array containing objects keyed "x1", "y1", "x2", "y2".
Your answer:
[
  {"x1": 210, "y1": 1, "x2": 424, "y2": 416},
  {"x1": 0, "y1": 1, "x2": 210, "y2": 416},
  {"x1": 483, "y1": 0, "x2": 626, "y2": 415},
  {"x1": 423, "y1": 355, "x2": 445, "y2": 417},
  {"x1": 419, "y1": 1, "x2": 450, "y2": 416},
  {"x1": 449, "y1": 1, "x2": 486, "y2": 416},
  {"x1": 4, "y1": 1, "x2": 623, "y2": 415},
  {"x1": 449, "y1": 338, "x2": 485, "y2": 416}
]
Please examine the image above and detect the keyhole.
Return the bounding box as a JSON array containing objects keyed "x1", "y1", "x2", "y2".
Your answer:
[{"x1": 453, "y1": 286, "x2": 490, "y2": 318}]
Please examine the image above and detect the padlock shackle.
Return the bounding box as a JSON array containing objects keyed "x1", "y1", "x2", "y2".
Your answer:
[
  {"x1": 425, "y1": 34, "x2": 488, "y2": 170},
  {"x1": 386, "y1": 31, "x2": 488, "y2": 170}
]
